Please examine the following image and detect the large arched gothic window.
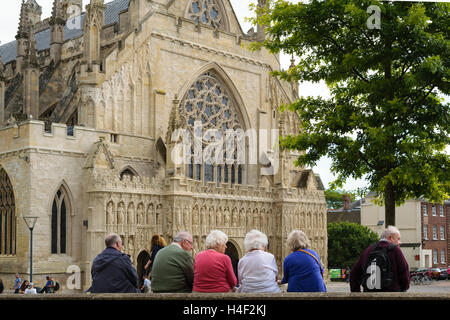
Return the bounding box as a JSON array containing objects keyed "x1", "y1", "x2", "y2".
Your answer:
[
  {"x1": 179, "y1": 71, "x2": 245, "y2": 185},
  {"x1": 0, "y1": 168, "x2": 15, "y2": 255},
  {"x1": 51, "y1": 185, "x2": 71, "y2": 254},
  {"x1": 187, "y1": 0, "x2": 226, "y2": 30}
]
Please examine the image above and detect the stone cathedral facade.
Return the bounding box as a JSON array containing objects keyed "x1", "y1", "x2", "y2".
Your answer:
[{"x1": 0, "y1": 0, "x2": 327, "y2": 290}]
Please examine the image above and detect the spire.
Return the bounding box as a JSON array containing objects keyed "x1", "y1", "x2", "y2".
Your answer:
[
  {"x1": 27, "y1": 31, "x2": 39, "y2": 68},
  {"x1": 166, "y1": 95, "x2": 182, "y2": 144},
  {"x1": 83, "y1": 0, "x2": 106, "y2": 69},
  {"x1": 256, "y1": 0, "x2": 267, "y2": 41},
  {"x1": 16, "y1": 0, "x2": 31, "y2": 41},
  {"x1": 50, "y1": 0, "x2": 65, "y2": 64},
  {"x1": 51, "y1": 0, "x2": 65, "y2": 26}
]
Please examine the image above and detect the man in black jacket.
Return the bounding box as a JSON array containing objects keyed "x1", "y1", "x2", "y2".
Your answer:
[{"x1": 88, "y1": 233, "x2": 139, "y2": 293}]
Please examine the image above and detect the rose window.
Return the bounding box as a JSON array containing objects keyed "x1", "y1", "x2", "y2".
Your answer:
[{"x1": 179, "y1": 72, "x2": 244, "y2": 184}]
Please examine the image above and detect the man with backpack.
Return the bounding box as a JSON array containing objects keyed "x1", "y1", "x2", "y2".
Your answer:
[{"x1": 350, "y1": 226, "x2": 410, "y2": 292}]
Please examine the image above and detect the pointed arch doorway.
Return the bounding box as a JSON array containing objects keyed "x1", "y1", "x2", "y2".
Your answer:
[
  {"x1": 137, "y1": 250, "x2": 150, "y2": 290},
  {"x1": 225, "y1": 241, "x2": 240, "y2": 282}
]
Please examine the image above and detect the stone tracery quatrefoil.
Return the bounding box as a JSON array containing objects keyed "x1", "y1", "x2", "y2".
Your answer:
[{"x1": 188, "y1": 0, "x2": 223, "y2": 29}]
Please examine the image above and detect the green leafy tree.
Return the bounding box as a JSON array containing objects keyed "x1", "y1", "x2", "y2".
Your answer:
[
  {"x1": 327, "y1": 222, "x2": 379, "y2": 268},
  {"x1": 251, "y1": 0, "x2": 450, "y2": 226}
]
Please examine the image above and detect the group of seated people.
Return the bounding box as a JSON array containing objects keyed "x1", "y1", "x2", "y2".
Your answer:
[
  {"x1": 17, "y1": 276, "x2": 57, "y2": 294},
  {"x1": 150, "y1": 229, "x2": 326, "y2": 293},
  {"x1": 89, "y1": 229, "x2": 326, "y2": 293}
]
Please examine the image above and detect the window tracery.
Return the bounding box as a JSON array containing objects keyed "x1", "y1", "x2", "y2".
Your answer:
[
  {"x1": 51, "y1": 185, "x2": 70, "y2": 254},
  {"x1": 179, "y1": 72, "x2": 244, "y2": 185},
  {"x1": 0, "y1": 168, "x2": 15, "y2": 255},
  {"x1": 188, "y1": 0, "x2": 224, "y2": 29}
]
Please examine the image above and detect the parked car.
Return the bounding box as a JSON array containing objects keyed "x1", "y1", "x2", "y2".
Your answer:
[
  {"x1": 447, "y1": 267, "x2": 450, "y2": 279},
  {"x1": 429, "y1": 268, "x2": 445, "y2": 280},
  {"x1": 413, "y1": 268, "x2": 446, "y2": 280}
]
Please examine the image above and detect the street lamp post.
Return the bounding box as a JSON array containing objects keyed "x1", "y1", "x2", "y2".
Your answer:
[{"x1": 23, "y1": 217, "x2": 38, "y2": 283}]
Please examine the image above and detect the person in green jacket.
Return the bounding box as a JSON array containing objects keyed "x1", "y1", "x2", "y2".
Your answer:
[{"x1": 151, "y1": 231, "x2": 194, "y2": 293}]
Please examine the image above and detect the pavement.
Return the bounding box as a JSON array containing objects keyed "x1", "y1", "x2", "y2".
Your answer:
[
  {"x1": 2, "y1": 280, "x2": 449, "y2": 295},
  {"x1": 326, "y1": 279, "x2": 450, "y2": 293}
]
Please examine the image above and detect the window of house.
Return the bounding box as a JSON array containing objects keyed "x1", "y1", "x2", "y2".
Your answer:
[
  {"x1": 433, "y1": 249, "x2": 438, "y2": 264},
  {"x1": 422, "y1": 204, "x2": 427, "y2": 216},
  {"x1": 432, "y1": 205, "x2": 436, "y2": 216},
  {"x1": 423, "y1": 225, "x2": 428, "y2": 240},
  {"x1": 439, "y1": 205, "x2": 444, "y2": 217},
  {"x1": 432, "y1": 225, "x2": 437, "y2": 240},
  {"x1": 441, "y1": 250, "x2": 446, "y2": 265},
  {"x1": 440, "y1": 226, "x2": 445, "y2": 240},
  {"x1": 0, "y1": 168, "x2": 16, "y2": 256}
]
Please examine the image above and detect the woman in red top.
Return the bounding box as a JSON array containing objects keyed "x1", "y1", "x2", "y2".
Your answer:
[{"x1": 193, "y1": 230, "x2": 237, "y2": 292}]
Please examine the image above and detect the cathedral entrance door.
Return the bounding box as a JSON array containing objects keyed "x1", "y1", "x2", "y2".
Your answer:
[
  {"x1": 225, "y1": 242, "x2": 239, "y2": 282},
  {"x1": 136, "y1": 250, "x2": 150, "y2": 289}
]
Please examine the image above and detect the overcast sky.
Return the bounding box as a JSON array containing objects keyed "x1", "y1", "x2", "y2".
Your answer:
[{"x1": 0, "y1": 0, "x2": 369, "y2": 192}]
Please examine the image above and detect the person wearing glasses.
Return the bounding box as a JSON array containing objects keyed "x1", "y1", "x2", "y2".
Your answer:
[
  {"x1": 87, "y1": 233, "x2": 139, "y2": 293},
  {"x1": 151, "y1": 231, "x2": 195, "y2": 293}
]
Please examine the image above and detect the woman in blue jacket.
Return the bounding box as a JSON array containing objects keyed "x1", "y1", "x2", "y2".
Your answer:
[{"x1": 282, "y1": 230, "x2": 326, "y2": 292}]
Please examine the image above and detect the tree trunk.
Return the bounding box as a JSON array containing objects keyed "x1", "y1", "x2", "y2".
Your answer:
[{"x1": 384, "y1": 180, "x2": 396, "y2": 227}]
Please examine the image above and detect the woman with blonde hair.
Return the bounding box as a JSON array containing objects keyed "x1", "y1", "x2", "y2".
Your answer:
[
  {"x1": 237, "y1": 230, "x2": 281, "y2": 293},
  {"x1": 193, "y1": 230, "x2": 237, "y2": 292},
  {"x1": 281, "y1": 230, "x2": 326, "y2": 292}
]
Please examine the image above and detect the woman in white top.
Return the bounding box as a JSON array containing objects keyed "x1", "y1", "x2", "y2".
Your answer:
[
  {"x1": 25, "y1": 283, "x2": 37, "y2": 294},
  {"x1": 237, "y1": 230, "x2": 281, "y2": 293}
]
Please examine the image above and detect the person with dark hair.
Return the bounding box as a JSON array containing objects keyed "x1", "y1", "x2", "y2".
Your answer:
[
  {"x1": 40, "y1": 276, "x2": 55, "y2": 293},
  {"x1": 18, "y1": 280, "x2": 30, "y2": 294},
  {"x1": 0, "y1": 279, "x2": 4, "y2": 294},
  {"x1": 87, "y1": 233, "x2": 139, "y2": 293}
]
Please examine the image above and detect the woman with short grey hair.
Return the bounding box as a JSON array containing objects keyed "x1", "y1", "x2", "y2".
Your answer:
[
  {"x1": 281, "y1": 230, "x2": 326, "y2": 292},
  {"x1": 193, "y1": 230, "x2": 237, "y2": 292},
  {"x1": 205, "y1": 230, "x2": 229, "y2": 250},
  {"x1": 237, "y1": 230, "x2": 281, "y2": 293}
]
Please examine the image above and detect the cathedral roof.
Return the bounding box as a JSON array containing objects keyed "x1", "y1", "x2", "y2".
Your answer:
[{"x1": 0, "y1": 0, "x2": 129, "y2": 64}]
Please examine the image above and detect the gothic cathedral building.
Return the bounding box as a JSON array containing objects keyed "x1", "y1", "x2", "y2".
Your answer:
[{"x1": 0, "y1": 0, "x2": 327, "y2": 290}]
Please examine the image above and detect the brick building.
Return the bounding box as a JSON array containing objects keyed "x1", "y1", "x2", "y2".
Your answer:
[
  {"x1": 421, "y1": 200, "x2": 449, "y2": 268},
  {"x1": 362, "y1": 196, "x2": 449, "y2": 269}
]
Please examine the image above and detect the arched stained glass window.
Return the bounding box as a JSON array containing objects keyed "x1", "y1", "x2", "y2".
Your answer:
[
  {"x1": 179, "y1": 71, "x2": 245, "y2": 185},
  {"x1": 0, "y1": 168, "x2": 15, "y2": 255},
  {"x1": 51, "y1": 185, "x2": 70, "y2": 254},
  {"x1": 188, "y1": 0, "x2": 225, "y2": 30}
]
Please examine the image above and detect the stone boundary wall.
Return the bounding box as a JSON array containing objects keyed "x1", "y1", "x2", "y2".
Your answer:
[{"x1": 0, "y1": 292, "x2": 449, "y2": 300}]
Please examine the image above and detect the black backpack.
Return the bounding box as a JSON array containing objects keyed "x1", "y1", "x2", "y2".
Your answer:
[
  {"x1": 361, "y1": 243, "x2": 396, "y2": 292},
  {"x1": 54, "y1": 281, "x2": 60, "y2": 292}
]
